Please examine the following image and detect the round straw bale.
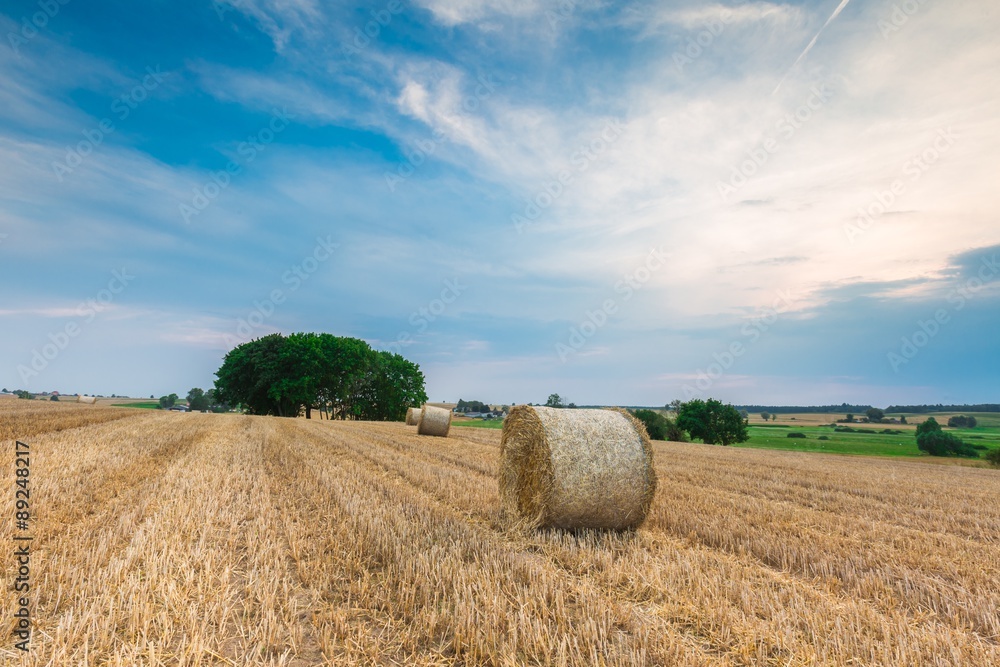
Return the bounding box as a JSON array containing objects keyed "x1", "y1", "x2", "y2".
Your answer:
[
  {"x1": 418, "y1": 405, "x2": 452, "y2": 437},
  {"x1": 405, "y1": 407, "x2": 419, "y2": 425},
  {"x1": 499, "y1": 405, "x2": 656, "y2": 530},
  {"x1": 77, "y1": 395, "x2": 98, "y2": 405}
]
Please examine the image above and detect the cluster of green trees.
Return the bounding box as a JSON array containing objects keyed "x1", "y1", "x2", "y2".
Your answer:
[
  {"x1": 947, "y1": 415, "x2": 978, "y2": 428},
  {"x1": 631, "y1": 399, "x2": 749, "y2": 446},
  {"x1": 630, "y1": 409, "x2": 687, "y2": 442},
  {"x1": 915, "y1": 418, "x2": 978, "y2": 457},
  {"x1": 543, "y1": 393, "x2": 577, "y2": 409},
  {"x1": 455, "y1": 399, "x2": 490, "y2": 413},
  {"x1": 214, "y1": 333, "x2": 427, "y2": 421},
  {"x1": 157, "y1": 389, "x2": 226, "y2": 412},
  {"x1": 677, "y1": 399, "x2": 749, "y2": 446}
]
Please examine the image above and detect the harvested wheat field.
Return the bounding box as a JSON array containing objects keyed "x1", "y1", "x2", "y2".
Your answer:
[{"x1": 2, "y1": 403, "x2": 1000, "y2": 666}]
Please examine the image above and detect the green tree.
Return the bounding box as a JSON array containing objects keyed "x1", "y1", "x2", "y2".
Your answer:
[
  {"x1": 456, "y1": 399, "x2": 489, "y2": 413},
  {"x1": 866, "y1": 407, "x2": 885, "y2": 422},
  {"x1": 916, "y1": 417, "x2": 940, "y2": 438},
  {"x1": 677, "y1": 399, "x2": 749, "y2": 446},
  {"x1": 947, "y1": 415, "x2": 978, "y2": 428},
  {"x1": 206, "y1": 389, "x2": 229, "y2": 413},
  {"x1": 545, "y1": 393, "x2": 564, "y2": 408},
  {"x1": 352, "y1": 350, "x2": 428, "y2": 421},
  {"x1": 916, "y1": 417, "x2": 977, "y2": 457},
  {"x1": 186, "y1": 388, "x2": 210, "y2": 412},
  {"x1": 899, "y1": 415, "x2": 907, "y2": 424},
  {"x1": 50, "y1": 394, "x2": 59, "y2": 401},
  {"x1": 631, "y1": 409, "x2": 686, "y2": 442},
  {"x1": 158, "y1": 393, "x2": 178, "y2": 409},
  {"x1": 760, "y1": 411, "x2": 770, "y2": 422},
  {"x1": 845, "y1": 413, "x2": 854, "y2": 423},
  {"x1": 213, "y1": 333, "x2": 425, "y2": 421},
  {"x1": 214, "y1": 334, "x2": 289, "y2": 416}
]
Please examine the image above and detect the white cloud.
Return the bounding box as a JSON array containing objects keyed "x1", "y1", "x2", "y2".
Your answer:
[
  {"x1": 216, "y1": 0, "x2": 323, "y2": 51},
  {"x1": 625, "y1": 1, "x2": 801, "y2": 34},
  {"x1": 414, "y1": 0, "x2": 547, "y2": 27}
]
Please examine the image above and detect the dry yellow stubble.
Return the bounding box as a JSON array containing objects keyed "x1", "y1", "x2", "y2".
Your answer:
[{"x1": 0, "y1": 399, "x2": 998, "y2": 666}]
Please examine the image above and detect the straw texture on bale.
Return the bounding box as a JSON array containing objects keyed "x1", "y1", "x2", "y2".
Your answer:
[
  {"x1": 77, "y1": 396, "x2": 98, "y2": 405},
  {"x1": 417, "y1": 405, "x2": 452, "y2": 437},
  {"x1": 499, "y1": 406, "x2": 656, "y2": 530},
  {"x1": 405, "y1": 407, "x2": 419, "y2": 426}
]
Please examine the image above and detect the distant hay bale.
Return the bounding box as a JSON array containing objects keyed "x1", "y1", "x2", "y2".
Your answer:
[
  {"x1": 499, "y1": 406, "x2": 656, "y2": 530},
  {"x1": 417, "y1": 405, "x2": 451, "y2": 437},
  {"x1": 405, "y1": 407, "x2": 419, "y2": 426},
  {"x1": 77, "y1": 396, "x2": 98, "y2": 405}
]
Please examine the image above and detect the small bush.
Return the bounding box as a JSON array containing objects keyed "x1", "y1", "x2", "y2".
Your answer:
[
  {"x1": 817, "y1": 435, "x2": 829, "y2": 441},
  {"x1": 787, "y1": 432, "x2": 807, "y2": 439},
  {"x1": 834, "y1": 426, "x2": 855, "y2": 433},
  {"x1": 971, "y1": 444, "x2": 988, "y2": 451}
]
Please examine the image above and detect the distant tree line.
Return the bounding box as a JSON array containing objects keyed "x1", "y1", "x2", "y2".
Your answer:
[
  {"x1": 157, "y1": 389, "x2": 227, "y2": 412},
  {"x1": 737, "y1": 404, "x2": 873, "y2": 414},
  {"x1": 455, "y1": 399, "x2": 490, "y2": 413},
  {"x1": 887, "y1": 404, "x2": 1000, "y2": 413},
  {"x1": 214, "y1": 333, "x2": 427, "y2": 421}
]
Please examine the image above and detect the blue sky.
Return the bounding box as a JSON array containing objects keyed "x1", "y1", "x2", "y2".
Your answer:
[{"x1": 1, "y1": 0, "x2": 998, "y2": 406}]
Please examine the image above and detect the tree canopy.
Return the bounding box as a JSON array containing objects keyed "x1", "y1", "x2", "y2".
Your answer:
[
  {"x1": 545, "y1": 393, "x2": 565, "y2": 408},
  {"x1": 915, "y1": 417, "x2": 978, "y2": 457},
  {"x1": 676, "y1": 398, "x2": 749, "y2": 446},
  {"x1": 631, "y1": 409, "x2": 686, "y2": 442},
  {"x1": 186, "y1": 388, "x2": 210, "y2": 412},
  {"x1": 456, "y1": 399, "x2": 489, "y2": 413},
  {"x1": 214, "y1": 333, "x2": 427, "y2": 420},
  {"x1": 947, "y1": 415, "x2": 978, "y2": 428},
  {"x1": 866, "y1": 407, "x2": 885, "y2": 422}
]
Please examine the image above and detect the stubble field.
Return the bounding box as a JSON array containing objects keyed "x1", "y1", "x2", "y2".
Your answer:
[{"x1": 2, "y1": 398, "x2": 1000, "y2": 665}]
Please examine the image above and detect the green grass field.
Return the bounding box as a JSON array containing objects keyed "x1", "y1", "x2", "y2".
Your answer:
[
  {"x1": 451, "y1": 419, "x2": 503, "y2": 429},
  {"x1": 112, "y1": 401, "x2": 162, "y2": 409},
  {"x1": 453, "y1": 411, "x2": 1000, "y2": 461},
  {"x1": 735, "y1": 425, "x2": 921, "y2": 457}
]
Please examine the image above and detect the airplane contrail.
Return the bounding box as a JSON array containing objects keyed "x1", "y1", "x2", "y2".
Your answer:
[{"x1": 773, "y1": 0, "x2": 853, "y2": 95}]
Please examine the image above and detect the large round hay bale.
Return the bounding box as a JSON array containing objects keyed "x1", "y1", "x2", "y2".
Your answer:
[
  {"x1": 418, "y1": 405, "x2": 451, "y2": 437},
  {"x1": 77, "y1": 395, "x2": 98, "y2": 405},
  {"x1": 405, "y1": 407, "x2": 419, "y2": 425},
  {"x1": 499, "y1": 406, "x2": 656, "y2": 530}
]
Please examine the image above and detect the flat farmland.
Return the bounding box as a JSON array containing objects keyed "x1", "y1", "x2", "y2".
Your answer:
[{"x1": 2, "y1": 401, "x2": 1000, "y2": 665}]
